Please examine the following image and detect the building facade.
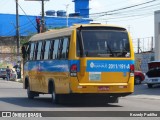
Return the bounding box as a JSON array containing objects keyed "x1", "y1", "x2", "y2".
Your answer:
[{"x1": 154, "y1": 10, "x2": 160, "y2": 60}]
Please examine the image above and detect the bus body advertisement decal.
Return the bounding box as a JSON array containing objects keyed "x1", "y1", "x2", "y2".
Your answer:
[
  {"x1": 24, "y1": 60, "x2": 134, "y2": 73},
  {"x1": 24, "y1": 60, "x2": 69, "y2": 72},
  {"x1": 87, "y1": 60, "x2": 135, "y2": 72}
]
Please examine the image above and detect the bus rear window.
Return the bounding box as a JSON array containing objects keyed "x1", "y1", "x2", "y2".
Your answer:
[{"x1": 77, "y1": 30, "x2": 130, "y2": 58}]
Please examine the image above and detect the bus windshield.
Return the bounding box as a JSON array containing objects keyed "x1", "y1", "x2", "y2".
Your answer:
[{"x1": 77, "y1": 29, "x2": 130, "y2": 57}]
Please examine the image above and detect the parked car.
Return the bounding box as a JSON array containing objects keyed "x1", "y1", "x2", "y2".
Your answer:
[
  {"x1": 134, "y1": 71, "x2": 145, "y2": 85},
  {"x1": 0, "y1": 68, "x2": 7, "y2": 79},
  {"x1": 145, "y1": 61, "x2": 160, "y2": 88},
  {"x1": 0, "y1": 68, "x2": 17, "y2": 81}
]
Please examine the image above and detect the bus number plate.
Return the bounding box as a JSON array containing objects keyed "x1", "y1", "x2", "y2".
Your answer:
[
  {"x1": 89, "y1": 72, "x2": 101, "y2": 81},
  {"x1": 98, "y1": 86, "x2": 109, "y2": 91}
]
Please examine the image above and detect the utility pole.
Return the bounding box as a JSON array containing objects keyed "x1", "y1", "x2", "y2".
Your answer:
[
  {"x1": 16, "y1": 0, "x2": 21, "y2": 79},
  {"x1": 137, "y1": 38, "x2": 140, "y2": 53},
  {"x1": 151, "y1": 36, "x2": 154, "y2": 51},
  {"x1": 16, "y1": 0, "x2": 20, "y2": 59},
  {"x1": 41, "y1": 0, "x2": 45, "y2": 32}
]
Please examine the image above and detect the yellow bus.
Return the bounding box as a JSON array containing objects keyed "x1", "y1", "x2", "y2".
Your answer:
[{"x1": 22, "y1": 24, "x2": 135, "y2": 104}]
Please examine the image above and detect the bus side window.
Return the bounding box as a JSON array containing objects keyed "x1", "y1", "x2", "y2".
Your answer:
[
  {"x1": 53, "y1": 39, "x2": 59, "y2": 59},
  {"x1": 33, "y1": 42, "x2": 38, "y2": 60},
  {"x1": 66, "y1": 37, "x2": 70, "y2": 58},
  {"x1": 76, "y1": 37, "x2": 80, "y2": 57},
  {"x1": 27, "y1": 43, "x2": 31, "y2": 60},
  {"x1": 37, "y1": 41, "x2": 42, "y2": 60},
  {"x1": 48, "y1": 40, "x2": 54, "y2": 59},
  {"x1": 41, "y1": 41, "x2": 46, "y2": 60},
  {"x1": 22, "y1": 43, "x2": 29, "y2": 61},
  {"x1": 44, "y1": 40, "x2": 50, "y2": 60},
  {"x1": 30, "y1": 42, "x2": 35, "y2": 60},
  {"x1": 61, "y1": 37, "x2": 69, "y2": 59},
  {"x1": 58, "y1": 39, "x2": 63, "y2": 59}
]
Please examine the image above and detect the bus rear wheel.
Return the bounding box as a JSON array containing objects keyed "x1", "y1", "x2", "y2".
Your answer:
[{"x1": 108, "y1": 96, "x2": 119, "y2": 103}]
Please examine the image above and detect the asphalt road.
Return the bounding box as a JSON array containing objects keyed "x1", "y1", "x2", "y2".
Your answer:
[{"x1": 0, "y1": 79, "x2": 160, "y2": 119}]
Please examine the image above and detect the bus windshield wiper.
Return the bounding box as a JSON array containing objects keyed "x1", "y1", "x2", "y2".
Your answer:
[{"x1": 107, "y1": 44, "x2": 114, "y2": 57}]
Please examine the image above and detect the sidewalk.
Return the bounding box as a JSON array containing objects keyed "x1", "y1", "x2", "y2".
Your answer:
[{"x1": 0, "y1": 79, "x2": 23, "y2": 89}]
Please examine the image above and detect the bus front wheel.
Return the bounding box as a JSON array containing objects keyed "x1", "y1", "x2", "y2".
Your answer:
[
  {"x1": 51, "y1": 86, "x2": 59, "y2": 104},
  {"x1": 27, "y1": 85, "x2": 35, "y2": 99},
  {"x1": 51, "y1": 89, "x2": 59, "y2": 104}
]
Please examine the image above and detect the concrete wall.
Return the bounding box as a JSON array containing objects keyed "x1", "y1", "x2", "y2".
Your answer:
[
  {"x1": 154, "y1": 10, "x2": 160, "y2": 60},
  {"x1": 135, "y1": 52, "x2": 155, "y2": 73},
  {"x1": 0, "y1": 37, "x2": 19, "y2": 68}
]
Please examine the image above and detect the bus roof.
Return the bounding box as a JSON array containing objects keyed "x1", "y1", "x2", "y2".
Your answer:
[
  {"x1": 29, "y1": 27, "x2": 75, "y2": 42},
  {"x1": 29, "y1": 24, "x2": 127, "y2": 42}
]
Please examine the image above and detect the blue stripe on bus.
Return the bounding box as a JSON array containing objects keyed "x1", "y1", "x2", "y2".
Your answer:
[
  {"x1": 24, "y1": 60, "x2": 134, "y2": 72},
  {"x1": 24, "y1": 60, "x2": 70, "y2": 72}
]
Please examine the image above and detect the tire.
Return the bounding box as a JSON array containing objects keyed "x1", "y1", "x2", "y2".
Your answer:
[
  {"x1": 27, "y1": 85, "x2": 35, "y2": 99},
  {"x1": 51, "y1": 84, "x2": 59, "y2": 104},
  {"x1": 108, "y1": 96, "x2": 119, "y2": 103},
  {"x1": 134, "y1": 76, "x2": 142, "y2": 85},
  {"x1": 148, "y1": 84, "x2": 153, "y2": 88},
  {"x1": 3, "y1": 77, "x2": 5, "y2": 80}
]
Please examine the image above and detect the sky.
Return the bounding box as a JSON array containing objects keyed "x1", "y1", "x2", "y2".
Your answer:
[{"x1": 0, "y1": 0, "x2": 159, "y2": 50}]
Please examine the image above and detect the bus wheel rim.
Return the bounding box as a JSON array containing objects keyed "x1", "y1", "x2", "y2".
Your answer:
[{"x1": 52, "y1": 91, "x2": 56, "y2": 101}]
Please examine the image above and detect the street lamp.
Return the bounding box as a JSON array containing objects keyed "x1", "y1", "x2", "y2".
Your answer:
[
  {"x1": 65, "y1": 4, "x2": 69, "y2": 27},
  {"x1": 41, "y1": 0, "x2": 45, "y2": 32}
]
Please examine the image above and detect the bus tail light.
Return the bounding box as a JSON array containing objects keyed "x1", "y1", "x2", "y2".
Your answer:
[
  {"x1": 130, "y1": 64, "x2": 134, "y2": 77},
  {"x1": 70, "y1": 64, "x2": 77, "y2": 77}
]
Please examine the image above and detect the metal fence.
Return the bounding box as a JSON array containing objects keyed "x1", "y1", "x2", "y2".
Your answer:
[{"x1": 132, "y1": 37, "x2": 154, "y2": 53}]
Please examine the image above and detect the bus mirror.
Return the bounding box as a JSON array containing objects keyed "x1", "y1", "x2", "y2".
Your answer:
[{"x1": 80, "y1": 57, "x2": 87, "y2": 76}]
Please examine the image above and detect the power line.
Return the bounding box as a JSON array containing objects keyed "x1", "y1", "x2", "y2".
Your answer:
[
  {"x1": 99, "y1": 12, "x2": 153, "y2": 21},
  {"x1": 91, "y1": 0, "x2": 160, "y2": 22},
  {"x1": 96, "y1": 14, "x2": 152, "y2": 23},
  {"x1": 16, "y1": 2, "x2": 37, "y2": 30},
  {"x1": 90, "y1": 0, "x2": 157, "y2": 16},
  {"x1": 106, "y1": 1, "x2": 160, "y2": 17}
]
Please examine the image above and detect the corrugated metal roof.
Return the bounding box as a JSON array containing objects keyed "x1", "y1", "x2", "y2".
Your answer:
[{"x1": 0, "y1": 13, "x2": 91, "y2": 37}]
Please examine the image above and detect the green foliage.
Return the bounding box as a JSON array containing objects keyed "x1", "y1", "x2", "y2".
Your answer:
[
  {"x1": 0, "y1": 63, "x2": 10, "y2": 68},
  {"x1": 20, "y1": 36, "x2": 32, "y2": 45}
]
